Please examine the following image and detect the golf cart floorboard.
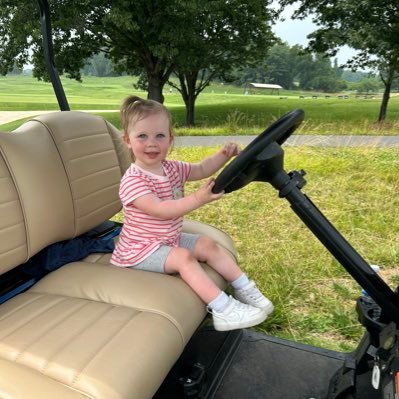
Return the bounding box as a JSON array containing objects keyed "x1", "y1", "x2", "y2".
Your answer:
[{"x1": 156, "y1": 325, "x2": 379, "y2": 399}]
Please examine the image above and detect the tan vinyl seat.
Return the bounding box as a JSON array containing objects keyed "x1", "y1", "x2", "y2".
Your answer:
[{"x1": 0, "y1": 111, "x2": 236, "y2": 399}]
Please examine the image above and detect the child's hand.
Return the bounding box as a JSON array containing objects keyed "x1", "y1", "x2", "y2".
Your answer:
[
  {"x1": 221, "y1": 142, "x2": 240, "y2": 158},
  {"x1": 194, "y1": 179, "x2": 224, "y2": 205}
]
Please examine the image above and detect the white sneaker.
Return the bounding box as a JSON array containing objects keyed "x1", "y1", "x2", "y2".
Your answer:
[
  {"x1": 209, "y1": 296, "x2": 268, "y2": 331},
  {"x1": 235, "y1": 280, "x2": 274, "y2": 315}
]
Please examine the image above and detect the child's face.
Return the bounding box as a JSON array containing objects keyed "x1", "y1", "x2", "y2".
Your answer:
[{"x1": 124, "y1": 112, "x2": 172, "y2": 171}]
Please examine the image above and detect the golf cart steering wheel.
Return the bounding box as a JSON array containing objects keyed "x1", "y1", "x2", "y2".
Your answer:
[{"x1": 212, "y1": 109, "x2": 305, "y2": 194}]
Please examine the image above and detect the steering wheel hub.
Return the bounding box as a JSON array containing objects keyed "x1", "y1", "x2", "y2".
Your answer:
[{"x1": 213, "y1": 109, "x2": 305, "y2": 194}]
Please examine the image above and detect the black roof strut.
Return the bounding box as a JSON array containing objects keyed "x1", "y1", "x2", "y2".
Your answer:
[{"x1": 37, "y1": 0, "x2": 70, "y2": 111}]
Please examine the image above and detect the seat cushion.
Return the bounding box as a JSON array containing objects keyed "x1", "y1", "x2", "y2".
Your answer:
[
  {"x1": 0, "y1": 358, "x2": 88, "y2": 398},
  {"x1": 30, "y1": 262, "x2": 217, "y2": 345},
  {"x1": 0, "y1": 261, "x2": 226, "y2": 399},
  {"x1": 0, "y1": 290, "x2": 179, "y2": 398}
]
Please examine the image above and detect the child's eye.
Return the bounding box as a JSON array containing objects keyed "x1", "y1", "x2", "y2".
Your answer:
[
  {"x1": 157, "y1": 133, "x2": 167, "y2": 139},
  {"x1": 137, "y1": 133, "x2": 147, "y2": 139}
]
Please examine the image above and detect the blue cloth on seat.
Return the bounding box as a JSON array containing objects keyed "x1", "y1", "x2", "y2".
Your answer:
[{"x1": 22, "y1": 234, "x2": 115, "y2": 277}]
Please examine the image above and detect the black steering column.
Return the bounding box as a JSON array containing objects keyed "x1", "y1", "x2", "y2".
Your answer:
[{"x1": 213, "y1": 109, "x2": 399, "y2": 398}]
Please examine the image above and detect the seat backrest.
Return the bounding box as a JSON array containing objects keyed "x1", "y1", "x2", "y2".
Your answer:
[{"x1": 0, "y1": 111, "x2": 131, "y2": 275}]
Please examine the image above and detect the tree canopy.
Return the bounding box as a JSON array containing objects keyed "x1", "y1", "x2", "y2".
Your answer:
[
  {"x1": 169, "y1": 1, "x2": 277, "y2": 125},
  {"x1": 279, "y1": 0, "x2": 399, "y2": 122},
  {"x1": 234, "y1": 43, "x2": 347, "y2": 93},
  {"x1": 0, "y1": 0, "x2": 277, "y2": 125},
  {"x1": 0, "y1": 1, "x2": 189, "y2": 103}
]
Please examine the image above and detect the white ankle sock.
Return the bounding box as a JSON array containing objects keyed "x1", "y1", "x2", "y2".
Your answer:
[
  {"x1": 231, "y1": 273, "x2": 250, "y2": 290},
  {"x1": 208, "y1": 291, "x2": 229, "y2": 312}
]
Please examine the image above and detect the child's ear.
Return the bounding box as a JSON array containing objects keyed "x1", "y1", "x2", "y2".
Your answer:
[{"x1": 123, "y1": 133, "x2": 131, "y2": 148}]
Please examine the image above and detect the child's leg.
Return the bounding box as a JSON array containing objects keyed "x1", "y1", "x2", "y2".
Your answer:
[
  {"x1": 165, "y1": 246, "x2": 222, "y2": 304},
  {"x1": 192, "y1": 235, "x2": 243, "y2": 283},
  {"x1": 165, "y1": 246, "x2": 269, "y2": 331},
  {"x1": 193, "y1": 236, "x2": 274, "y2": 314}
]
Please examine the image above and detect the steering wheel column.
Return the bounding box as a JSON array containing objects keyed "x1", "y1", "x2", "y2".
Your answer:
[
  {"x1": 213, "y1": 108, "x2": 399, "y2": 321},
  {"x1": 213, "y1": 108, "x2": 399, "y2": 398}
]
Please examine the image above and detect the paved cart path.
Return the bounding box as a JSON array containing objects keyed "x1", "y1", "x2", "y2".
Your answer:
[
  {"x1": 1, "y1": 110, "x2": 399, "y2": 147},
  {"x1": 174, "y1": 134, "x2": 399, "y2": 148}
]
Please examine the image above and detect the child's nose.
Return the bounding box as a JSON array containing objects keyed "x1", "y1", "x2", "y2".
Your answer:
[{"x1": 148, "y1": 136, "x2": 157, "y2": 145}]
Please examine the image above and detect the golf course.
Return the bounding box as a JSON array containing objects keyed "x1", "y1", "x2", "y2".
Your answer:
[{"x1": 1, "y1": 74, "x2": 399, "y2": 136}]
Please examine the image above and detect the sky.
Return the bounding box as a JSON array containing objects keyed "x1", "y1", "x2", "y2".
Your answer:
[{"x1": 271, "y1": 4, "x2": 356, "y2": 65}]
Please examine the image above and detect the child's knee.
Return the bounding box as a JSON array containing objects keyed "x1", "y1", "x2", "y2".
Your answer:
[
  {"x1": 195, "y1": 236, "x2": 220, "y2": 262},
  {"x1": 197, "y1": 236, "x2": 218, "y2": 252},
  {"x1": 169, "y1": 247, "x2": 196, "y2": 269},
  {"x1": 165, "y1": 247, "x2": 197, "y2": 273}
]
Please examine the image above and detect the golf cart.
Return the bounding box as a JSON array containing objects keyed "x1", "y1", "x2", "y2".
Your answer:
[{"x1": 0, "y1": 1, "x2": 398, "y2": 398}]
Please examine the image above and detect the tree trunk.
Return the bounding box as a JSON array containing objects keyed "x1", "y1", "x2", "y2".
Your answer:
[
  {"x1": 378, "y1": 65, "x2": 396, "y2": 123},
  {"x1": 182, "y1": 72, "x2": 198, "y2": 126},
  {"x1": 185, "y1": 96, "x2": 196, "y2": 126},
  {"x1": 174, "y1": 69, "x2": 213, "y2": 126},
  {"x1": 378, "y1": 81, "x2": 391, "y2": 123},
  {"x1": 147, "y1": 75, "x2": 165, "y2": 104}
]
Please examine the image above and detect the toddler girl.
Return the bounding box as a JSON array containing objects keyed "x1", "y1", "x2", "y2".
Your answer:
[{"x1": 111, "y1": 95, "x2": 274, "y2": 331}]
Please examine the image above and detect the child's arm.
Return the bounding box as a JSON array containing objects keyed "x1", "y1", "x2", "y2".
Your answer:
[
  {"x1": 133, "y1": 179, "x2": 223, "y2": 219},
  {"x1": 188, "y1": 142, "x2": 240, "y2": 181}
]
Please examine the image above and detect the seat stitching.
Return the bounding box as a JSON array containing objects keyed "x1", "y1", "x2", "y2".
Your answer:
[
  {"x1": 75, "y1": 199, "x2": 121, "y2": 219},
  {"x1": 0, "y1": 221, "x2": 24, "y2": 233},
  {"x1": 69, "y1": 149, "x2": 114, "y2": 163},
  {"x1": 0, "y1": 296, "x2": 67, "y2": 343},
  {"x1": 72, "y1": 165, "x2": 120, "y2": 184},
  {"x1": 14, "y1": 299, "x2": 89, "y2": 363},
  {"x1": 0, "y1": 294, "x2": 44, "y2": 322},
  {"x1": 126, "y1": 307, "x2": 185, "y2": 345},
  {"x1": 0, "y1": 144, "x2": 30, "y2": 256},
  {"x1": 39, "y1": 300, "x2": 106, "y2": 374},
  {"x1": 0, "y1": 243, "x2": 26, "y2": 257},
  {"x1": 0, "y1": 198, "x2": 19, "y2": 207},
  {"x1": 62, "y1": 132, "x2": 109, "y2": 144},
  {"x1": 71, "y1": 308, "x2": 140, "y2": 386},
  {"x1": 74, "y1": 183, "x2": 120, "y2": 202}
]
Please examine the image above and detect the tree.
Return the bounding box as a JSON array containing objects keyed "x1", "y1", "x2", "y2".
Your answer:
[
  {"x1": 341, "y1": 70, "x2": 373, "y2": 83},
  {"x1": 233, "y1": 43, "x2": 346, "y2": 92},
  {"x1": 294, "y1": 50, "x2": 315, "y2": 90},
  {"x1": 279, "y1": 0, "x2": 399, "y2": 122},
  {"x1": 333, "y1": 58, "x2": 343, "y2": 79},
  {"x1": 0, "y1": 1, "x2": 201, "y2": 103},
  {"x1": 82, "y1": 53, "x2": 116, "y2": 77},
  {"x1": 0, "y1": 1, "x2": 277, "y2": 122},
  {"x1": 263, "y1": 44, "x2": 299, "y2": 89},
  {"x1": 353, "y1": 78, "x2": 382, "y2": 94},
  {"x1": 168, "y1": 1, "x2": 277, "y2": 126},
  {"x1": 8, "y1": 64, "x2": 23, "y2": 76}
]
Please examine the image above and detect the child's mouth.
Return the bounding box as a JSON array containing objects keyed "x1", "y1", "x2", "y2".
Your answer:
[{"x1": 145, "y1": 152, "x2": 159, "y2": 159}]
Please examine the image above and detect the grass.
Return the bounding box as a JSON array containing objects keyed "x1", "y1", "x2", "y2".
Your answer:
[
  {"x1": 115, "y1": 146, "x2": 399, "y2": 352},
  {"x1": 1, "y1": 75, "x2": 399, "y2": 135}
]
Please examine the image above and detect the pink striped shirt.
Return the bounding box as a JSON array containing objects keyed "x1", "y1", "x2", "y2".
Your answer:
[{"x1": 111, "y1": 160, "x2": 192, "y2": 267}]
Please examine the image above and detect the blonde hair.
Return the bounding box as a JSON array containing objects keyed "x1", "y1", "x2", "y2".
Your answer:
[{"x1": 120, "y1": 95, "x2": 174, "y2": 139}]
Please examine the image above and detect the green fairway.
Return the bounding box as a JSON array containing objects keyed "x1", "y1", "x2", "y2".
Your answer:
[{"x1": 1, "y1": 75, "x2": 399, "y2": 135}]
